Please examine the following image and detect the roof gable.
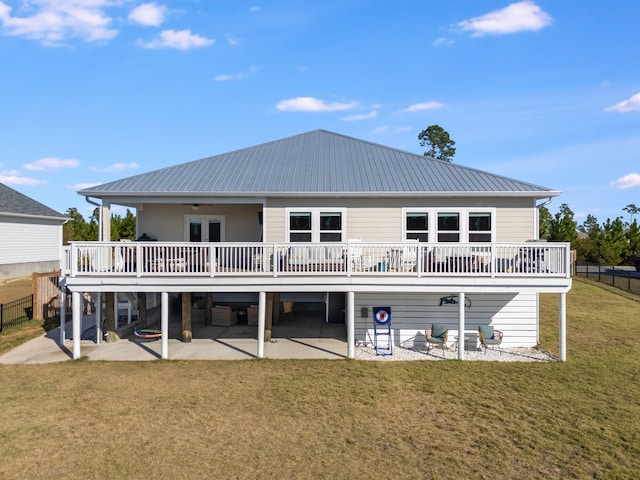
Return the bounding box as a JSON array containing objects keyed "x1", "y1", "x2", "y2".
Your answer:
[
  {"x1": 79, "y1": 130, "x2": 558, "y2": 198},
  {"x1": 0, "y1": 183, "x2": 66, "y2": 219}
]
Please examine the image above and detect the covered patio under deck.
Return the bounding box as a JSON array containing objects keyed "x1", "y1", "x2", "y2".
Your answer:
[{"x1": 63, "y1": 273, "x2": 571, "y2": 362}]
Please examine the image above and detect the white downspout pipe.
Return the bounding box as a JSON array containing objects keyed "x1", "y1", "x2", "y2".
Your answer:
[
  {"x1": 534, "y1": 198, "x2": 553, "y2": 346},
  {"x1": 85, "y1": 196, "x2": 102, "y2": 241}
]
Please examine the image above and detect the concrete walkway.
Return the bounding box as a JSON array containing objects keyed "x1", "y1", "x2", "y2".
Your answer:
[{"x1": 0, "y1": 313, "x2": 349, "y2": 364}]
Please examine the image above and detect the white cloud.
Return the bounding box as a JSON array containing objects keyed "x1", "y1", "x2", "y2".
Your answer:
[
  {"x1": 401, "y1": 101, "x2": 444, "y2": 113},
  {"x1": 69, "y1": 182, "x2": 100, "y2": 189},
  {"x1": 128, "y1": 3, "x2": 167, "y2": 27},
  {"x1": 214, "y1": 66, "x2": 259, "y2": 82},
  {"x1": 342, "y1": 111, "x2": 377, "y2": 121},
  {"x1": 0, "y1": 0, "x2": 118, "y2": 46},
  {"x1": 276, "y1": 97, "x2": 359, "y2": 112},
  {"x1": 434, "y1": 37, "x2": 454, "y2": 46},
  {"x1": 457, "y1": 1, "x2": 552, "y2": 37},
  {"x1": 214, "y1": 73, "x2": 242, "y2": 82},
  {"x1": 605, "y1": 93, "x2": 640, "y2": 113},
  {"x1": 610, "y1": 173, "x2": 640, "y2": 189},
  {"x1": 89, "y1": 162, "x2": 139, "y2": 173},
  {"x1": 24, "y1": 157, "x2": 80, "y2": 171},
  {"x1": 0, "y1": 169, "x2": 45, "y2": 185},
  {"x1": 138, "y1": 29, "x2": 214, "y2": 50},
  {"x1": 249, "y1": 6, "x2": 261, "y2": 13}
]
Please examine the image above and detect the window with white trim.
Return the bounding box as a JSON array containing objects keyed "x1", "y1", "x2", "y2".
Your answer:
[
  {"x1": 320, "y1": 212, "x2": 342, "y2": 242},
  {"x1": 403, "y1": 209, "x2": 494, "y2": 243},
  {"x1": 437, "y1": 212, "x2": 460, "y2": 242},
  {"x1": 468, "y1": 212, "x2": 491, "y2": 242},
  {"x1": 287, "y1": 209, "x2": 345, "y2": 242},
  {"x1": 289, "y1": 212, "x2": 312, "y2": 242},
  {"x1": 405, "y1": 212, "x2": 429, "y2": 241}
]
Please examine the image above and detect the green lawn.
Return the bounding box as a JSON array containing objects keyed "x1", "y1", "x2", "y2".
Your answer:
[{"x1": 1, "y1": 278, "x2": 639, "y2": 479}]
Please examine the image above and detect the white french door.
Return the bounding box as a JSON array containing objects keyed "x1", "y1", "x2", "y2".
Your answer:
[{"x1": 185, "y1": 215, "x2": 225, "y2": 242}]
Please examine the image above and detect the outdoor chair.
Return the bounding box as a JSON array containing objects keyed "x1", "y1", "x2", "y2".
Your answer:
[
  {"x1": 281, "y1": 301, "x2": 293, "y2": 322},
  {"x1": 478, "y1": 325, "x2": 503, "y2": 354},
  {"x1": 425, "y1": 324, "x2": 448, "y2": 356}
]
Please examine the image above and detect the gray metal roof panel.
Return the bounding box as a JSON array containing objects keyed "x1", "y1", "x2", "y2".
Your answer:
[
  {"x1": 79, "y1": 130, "x2": 558, "y2": 197},
  {"x1": 0, "y1": 182, "x2": 67, "y2": 219}
]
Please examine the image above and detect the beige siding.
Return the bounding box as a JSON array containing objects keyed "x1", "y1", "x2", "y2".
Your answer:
[
  {"x1": 494, "y1": 198, "x2": 537, "y2": 242},
  {"x1": 353, "y1": 292, "x2": 537, "y2": 349},
  {"x1": 265, "y1": 196, "x2": 539, "y2": 243},
  {"x1": 138, "y1": 204, "x2": 262, "y2": 242}
]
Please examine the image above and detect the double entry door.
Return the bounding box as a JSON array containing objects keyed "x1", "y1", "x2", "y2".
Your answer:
[{"x1": 186, "y1": 215, "x2": 225, "y2": 242}]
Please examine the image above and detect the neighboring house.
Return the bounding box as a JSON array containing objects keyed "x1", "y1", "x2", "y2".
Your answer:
[
  {"x1": 0, "y1": 182, "x2": 67, "y2": 282},
  {"x1": 65, "y1": 130, "x2": 572, "y2": 360}
]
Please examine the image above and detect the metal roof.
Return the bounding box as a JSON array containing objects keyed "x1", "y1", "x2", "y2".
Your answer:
[
  {"x1": 78, "y1": 130, "x2": 559, "y2": 198},
  {"x1": 0, "y1": 182, "x2": 66, "y2": 220}
]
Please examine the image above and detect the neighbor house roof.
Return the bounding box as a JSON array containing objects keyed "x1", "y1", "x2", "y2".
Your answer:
[
  {"x1": 0, "y1": 183, "x2": 66, "y2": 221},
  {"x1": 78, "y1": 130, "x2": 560, "y2": 199}
]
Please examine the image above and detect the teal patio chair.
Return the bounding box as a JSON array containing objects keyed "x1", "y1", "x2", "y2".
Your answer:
[
  {"x1": 478, "y1": 325, "x2": 503, "y2": 355},
  {"x1": 425, "y1": 324, "x2": 448, "y2": 356}
]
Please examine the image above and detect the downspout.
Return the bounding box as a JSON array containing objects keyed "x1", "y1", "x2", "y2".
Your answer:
[
  {"x1": 534, "y1": 197, "x2": 553, "y2": 346},
  {"x1": 85, "y1": 196, "x2": 102, "y2": 242},
  {"x1": 535, "y1": 197, "x2": 552, "y2": 240}
]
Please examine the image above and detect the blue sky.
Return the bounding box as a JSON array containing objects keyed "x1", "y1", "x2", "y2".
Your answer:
[{"x1": 1, "y1": 1, "x2": 639, "y2": 224}]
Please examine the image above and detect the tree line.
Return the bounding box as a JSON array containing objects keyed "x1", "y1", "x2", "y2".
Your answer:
[
  {"x1": 540, "y1": 203, "x2": 640, "y2": 265},
  {"x1": 63, "y1": 207, "x2": 136, "y2": 244}
]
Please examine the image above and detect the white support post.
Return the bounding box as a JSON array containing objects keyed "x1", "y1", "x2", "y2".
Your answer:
[
  {"x1": 59, "y1": 282, "x2": 66, "y2": 345},
  {"x1": 72, "y1": 291, "x2": 81, "y2": 360},
  {"x1": 458, "y1": 292, "x2": 465, "y2": 360},
  {"x1": 257, "y1": 292, "x2": 266, "y2": 358},
  {"x1": 100, "y1": 202, "x2": 111, "y2": 243},
  {"x1": 559, "y1": 292, "x2": 567, "y2": 362},
  {"x1": 95, "y1": 292, "x2": 102, "y2": 345},
  {"x1": 347, "y1": 291, "x2": 355, "y2": 359},
  {"x1": 161, "y1": 292, "x2": 169, "y2": 360},
  {"x1": 114, "y1": 294, "x2": 119, "y2": 330}
]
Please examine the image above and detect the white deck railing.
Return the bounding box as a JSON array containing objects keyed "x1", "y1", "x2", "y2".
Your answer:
[{"x1": 61, "y1": 241, "x2": 572, "y2": 279}]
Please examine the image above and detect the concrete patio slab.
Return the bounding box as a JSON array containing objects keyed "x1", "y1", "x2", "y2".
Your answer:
[{"x1": 0, "y1": 312, "x2": 349, "y2": 364}]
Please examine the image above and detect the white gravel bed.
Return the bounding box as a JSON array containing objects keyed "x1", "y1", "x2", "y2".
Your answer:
[{"x1": 354, "y1": 344, "x2": 556, "y2": 362}]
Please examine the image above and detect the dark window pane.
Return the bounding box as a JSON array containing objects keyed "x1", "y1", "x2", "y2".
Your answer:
[
  {"x1": 469, "y1": 213, "x2": 491, "y2": 232},
  {"x1": 406, "y1": 213, "x2": 428, "y2": 231},
  {"x1": 189, "y1": 222, "x2": 202, "y2": 242},
  {"x1": 438, "y1": 213, "x2": 459, "y2": 231},
  {"x1": 290, "y1": 233, "x2": 312, "y2": 242},
  {"x1": 209, "y1": 222, "x2": 221, "y2": 242},
  {"x1": 469, "y1": 233, "x2": 491, "y2": 242},
  {"x1": 320, "y1": 213, "x2": 341, "y2": 230},
  {"x1": 290, "y1": 213, "x2": 311, "y2": 230},
  {"x1": 320, "y1": 232, "x2": 342, "y2": 242},
  {"x1": 438, "y1": 232, "x2": 460, "y2": 242},
  {"x1": 407, "y1": 232, "x2": 429, "y2": 242}
]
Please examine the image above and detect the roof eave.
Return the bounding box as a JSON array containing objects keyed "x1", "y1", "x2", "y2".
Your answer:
[
  {"x1": 81, "y1": 190, "x2": 561, "y2": 199},
  {"x1": 0, "y1": 211, "x2": 68, "y2": 222}
]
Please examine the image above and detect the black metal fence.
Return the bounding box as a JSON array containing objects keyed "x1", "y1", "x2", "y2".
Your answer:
[
  {"x1": 575, "y1": 261, "x2": 640, "y2": 295},
  {"x1": 0, "y1": 294, "x2": 34, "y2": 333}
]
